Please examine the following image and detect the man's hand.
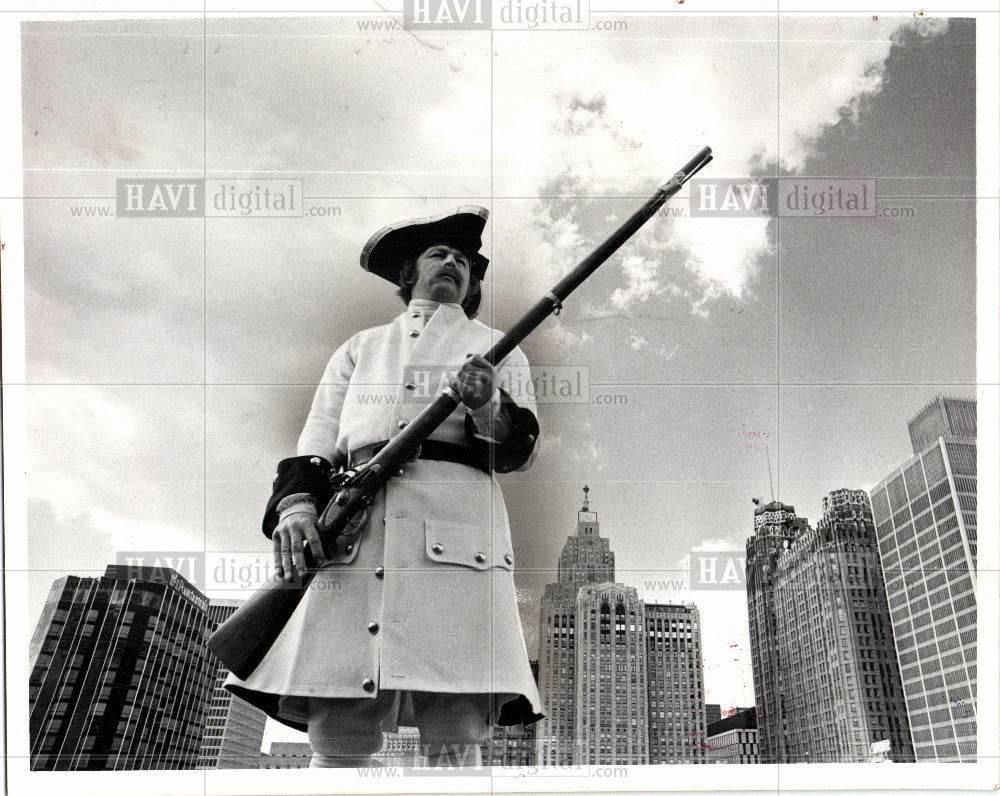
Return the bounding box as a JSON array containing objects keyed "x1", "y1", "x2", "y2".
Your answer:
[
  {"x1": 451, "y1": 354, "x2": 496, "y2": 410},
  {"x1": 273, "y1": 509, "x2": 325, "y2": 581}
]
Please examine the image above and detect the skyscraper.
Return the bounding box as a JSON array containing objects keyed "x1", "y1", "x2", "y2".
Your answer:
[
  {"x1": 645, "y1": 603, "x2": 707, "y2": 764},
  {"x1": 573, "y1": 582, "x2": 649, "y2": 764},
  {"x1": 536, "y1": 488, "x2": 706, "y2": 766},
  {"x1": 907, "y1": 396, "x2": 977, "y2": 455},
  {"x1": 29, "y1": 564, "x2": 212, "y2": 770},
  {"x1": 198, "y1": 600, "x2": 268, "y2": 769},
  {"x1": 745, "y1": 500, "x2": 808, "y2": 763},
  {"x1": 869, "y1": 397, "x2": 977, "y2": 762},
  {"x1": 746, "y1": 492, "x2": 913, "y2": 762},
  {"x1": 771, "y1": 490, "x2": 913, "y2": 762},
  {"x1": 536, "y1": 486, "x2": 615, "y2": 766}
]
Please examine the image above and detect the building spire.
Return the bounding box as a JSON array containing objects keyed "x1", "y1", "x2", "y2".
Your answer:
[{"x1": 582, "y1": 484, "x2": 590, "y2": 511}]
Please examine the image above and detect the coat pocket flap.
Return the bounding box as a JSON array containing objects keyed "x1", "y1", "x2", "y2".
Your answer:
[{"x1": 424, "y1": 520, "x2": 514, "y2": 571}]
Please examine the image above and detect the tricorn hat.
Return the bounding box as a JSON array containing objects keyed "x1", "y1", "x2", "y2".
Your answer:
[{"x1": 360, "y1": 205, "x2": 490, "y2": 284}]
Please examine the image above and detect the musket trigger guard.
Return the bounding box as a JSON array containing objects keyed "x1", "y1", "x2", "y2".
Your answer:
[
  {"x1": 545, "y1": 291, "x2": 563, "y2": 316},
  {"x1": 342, "y1": 507, "x2": 369, "y2": 538}
]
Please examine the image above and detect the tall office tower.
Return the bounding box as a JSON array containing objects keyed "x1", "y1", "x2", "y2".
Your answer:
[
  {"x1": 536, "y1": 486, "x2": 616, "y2": 766},
  {"x1": 907, "y1": 396, "x2": 977, "y2": 454},
  {"x1": 29, "y1": 565, "x2": 212, "y2": 770},
  {"x1": 198, "y1": 600, "x2": 268, "y2": 769},
  {"x1": 645, "y1": 603, "x2": 707, "y2": 764},
  {"x1": 745, "y1": 501, "x2": 809, "y2": 763},
  {"x1": 574, "y1": 582, "x2": 649, "y2": 765},
  {"x1": 536, "y1": 488, "x2": 709, "y2": 767},
  {"x1": 870, "y1": 397, "x2": 977, "y2": 762},
  {"x1": 705, "y1": 703, "x2": 722, "y2": 727},
  {"x1": 771, "y1": 490, "x2": 914, "y2": 762}
]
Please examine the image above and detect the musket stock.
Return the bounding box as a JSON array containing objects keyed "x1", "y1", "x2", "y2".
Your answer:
[{"x1": 208, "y1": 146, "x2": 713, "y2": 680}]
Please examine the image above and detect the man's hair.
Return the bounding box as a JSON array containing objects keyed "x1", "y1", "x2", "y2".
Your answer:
[{"x1": 396, "y1": 254, "x2": 482, "y2": 318}]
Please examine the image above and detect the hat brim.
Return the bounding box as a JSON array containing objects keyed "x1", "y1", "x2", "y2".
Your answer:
[{"x1": 360, "y1": 205, "x2": 490, "y2": 285}]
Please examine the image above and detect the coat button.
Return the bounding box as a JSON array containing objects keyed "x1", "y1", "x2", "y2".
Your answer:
[
  {"x1": 362, "y1": 679, "x2": 375, "y2": 693},
  {"x1": 431, "y1": 543, "x2": 444, "y2": 555},
  {"x1": 396, "y1": 468, "x2": 405, "y2": 477},
  {"x1": 526, "y1": 434, "x2": 535, "y2": 443},
  {"x1": 374, "y1": 567, "x2": 385, "y2": 579},
  {"x1": 398, "y1": 420, "x2": 408, "y2": 429},
  {"x1": 504, "y1": 553, "x2": 514, "y2": 565},
  {"x1": 368, "y1": 622, "x2": 379, "y2": 635},
  {"x1": 475, "y1": 552, "x2": 487, "y2": 564},
  {"x1": 409, "y1": 330, "x2": 420, "y2": 338},
  {"x1": 345, "y1": 543, "x2": 354, "y2": 554},
  {"x1": 309, "y1": 456, "x2": 322, "y2": 466}
]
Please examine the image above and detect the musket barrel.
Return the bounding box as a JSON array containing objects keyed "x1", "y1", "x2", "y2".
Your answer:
[{"x1": 485, "y1": 145, "x2": 712, "y2": 365}]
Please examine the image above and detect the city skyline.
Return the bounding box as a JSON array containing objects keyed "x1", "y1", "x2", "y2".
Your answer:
[
  {"x1": 25, "y1": 406, "x2": 974, "y2": 768},
  {"x1": 24, "y1": 389, "x2": 979, "y2": 727}
]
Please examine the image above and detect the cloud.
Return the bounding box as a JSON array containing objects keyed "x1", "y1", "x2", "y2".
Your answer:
[
  {"x1": 492, "y1": 17, "x2": 942, "y2": 316},
  {"x1": 89, "y1": 509, "x2": 194, "y2": 551},
  {"x1": 692, "y1": 536, "x2": 745, "y2": 554},
  {"x1": 26, "y1": 385, "x2": 205, "y2": 561},
  {"x1": 611, "y1": 255, "x2": 667, "y2": 310}
]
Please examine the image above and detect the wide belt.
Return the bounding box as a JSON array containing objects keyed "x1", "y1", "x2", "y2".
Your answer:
[{"x1": 348, "y1": 439, "x2": 489, "y2": 474}]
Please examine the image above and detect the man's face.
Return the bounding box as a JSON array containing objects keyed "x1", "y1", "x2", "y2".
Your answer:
[{"x1": 411, "y1": 244, "x2": 472, "y2": 304}]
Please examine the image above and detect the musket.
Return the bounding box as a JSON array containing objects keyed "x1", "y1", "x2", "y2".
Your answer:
[{"x1": 208, "y1": 146, "x2": 713, "y2": 679}]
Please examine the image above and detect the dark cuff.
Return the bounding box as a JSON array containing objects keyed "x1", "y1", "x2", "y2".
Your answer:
[
  {"x1": 464, "y1": 389, "x2": 539, "y2": 474},
  {"x1": 263, "y1": 455, "x2": 335, "y2": 539}
]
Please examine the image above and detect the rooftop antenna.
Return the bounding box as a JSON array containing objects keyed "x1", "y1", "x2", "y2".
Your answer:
[
  {"x1": 582, "y1": 484, "x2": 590, "y2": 511},
  {"x1": 765, "y1": 446, "x2": 775, "y2": 503}
]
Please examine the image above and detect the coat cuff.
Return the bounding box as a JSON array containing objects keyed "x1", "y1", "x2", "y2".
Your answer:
[
  {"x1": 463, "y1": 389, "x2": 539, "y2": 474},
  {"x1": 263, "y1": 456, "x2": 335, "y2": 539}
]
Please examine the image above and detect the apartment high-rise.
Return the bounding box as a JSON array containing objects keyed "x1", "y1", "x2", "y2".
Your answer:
[
  {"x1": 29, "y1": 565, "x2": 212, "y2": 770},
  {"x1": 536, "y1": 488, "x2": 706, "y2": 766},
  {"x1": 870, "y1": 397, "x2": 977, "y2": 762},
  {"x1": 198, "y1": 600, "x2": 268, "y2": 769}
]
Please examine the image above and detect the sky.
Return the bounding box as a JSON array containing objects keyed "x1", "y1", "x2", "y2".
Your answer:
[{"x1": 17, "y1": 13, "x2": 977, "y2": 744}]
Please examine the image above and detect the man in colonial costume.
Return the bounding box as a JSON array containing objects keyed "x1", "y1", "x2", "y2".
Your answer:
[{"x1": 224, "y1": 206, "x2": 543, "y2": 768}]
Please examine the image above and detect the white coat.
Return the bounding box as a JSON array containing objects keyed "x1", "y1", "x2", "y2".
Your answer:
[{"x1": 225, "y1": 301, "x2": 542, "y2": 731}]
